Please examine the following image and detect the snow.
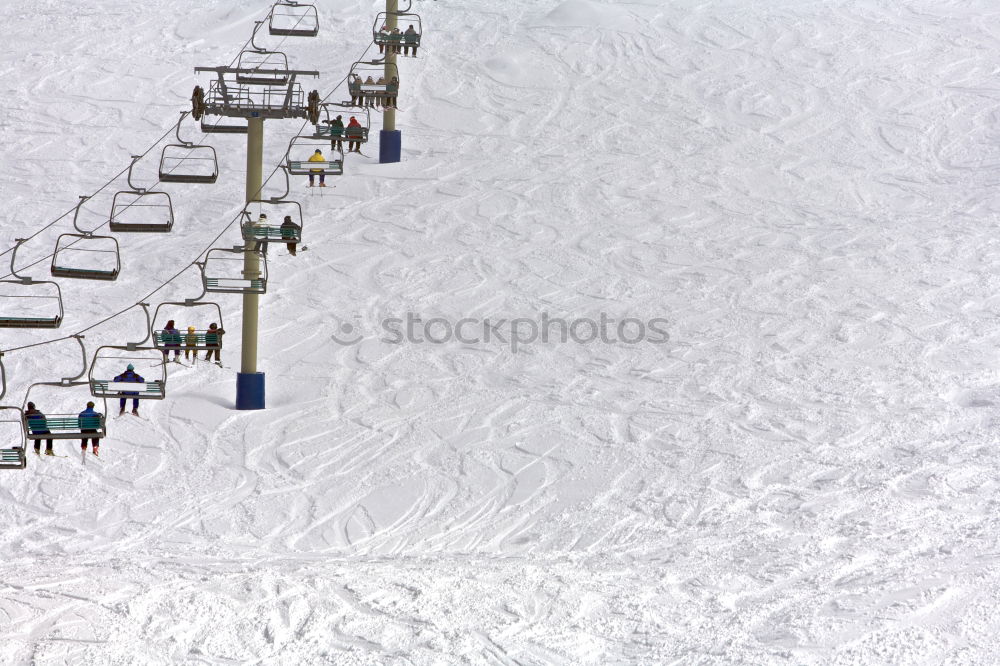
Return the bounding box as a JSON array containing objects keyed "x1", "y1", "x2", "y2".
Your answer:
[{"x1": 3, "y1": 0, "x2": 1000, "y2": 663}]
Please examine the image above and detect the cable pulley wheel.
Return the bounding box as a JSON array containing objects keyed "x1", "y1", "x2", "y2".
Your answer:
[
  {"x1": 307, "y1": 91, "x2": 321, "y2": 125},
  {"x1": 191, "y1": 86, "x2": 205, "y2": 121}
]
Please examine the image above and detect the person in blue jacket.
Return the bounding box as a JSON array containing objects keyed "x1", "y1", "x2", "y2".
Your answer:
[
  {"x1": 114, "y1": 363, "x2": 145, "y2": 415},
  {"x1": 24, "y1": 401, "x2": 53, "y2": 456},
  {"x1": 79, "y1": 401, "x2": 103, "y2": 456}
]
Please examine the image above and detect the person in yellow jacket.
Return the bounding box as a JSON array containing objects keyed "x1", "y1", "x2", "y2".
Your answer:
[
  {"x1": 184, "y1": 326, "x2": 199, "y2": 361},
  {"x1": 307, "y1": 149, "x2": 326, "y2": 187}
]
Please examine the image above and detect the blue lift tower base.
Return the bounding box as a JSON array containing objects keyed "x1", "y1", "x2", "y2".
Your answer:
[
  {"x1": 379, "y1": 130, "x2": 401, "y2": 163},
  {"x1": 236, "y1": 372, "x2": 265, "y2": 410}
]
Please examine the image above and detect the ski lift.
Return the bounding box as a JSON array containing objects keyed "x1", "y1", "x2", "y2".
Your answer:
[
  {"x1": 87, "y1": 304, "x2": 166, "y2": 401},
  {"x1": 241, "y1": 193, "x2": 304, "y2": 244},
  {"x1": 159, "y1": 112, "x2": 219, "y2": 184},
  {"x1": 314, "y1": 104, "x2": 370, "y2": 148},
  {"x1": 201, "y1": 247, "x2": 268, "y2": 295},
  {"x1": 0, "y1": 406, "x2": 26, "y2": 470},
  {"x1": 201, "y1": 116, "x2": 248, "y2": 134},
  {"x1": 269, "y1": 1, "x2": 319, "y2": 37},
  {"x1": 236, "y1": 49, "x2": 291, "y2": 86},
  {"x1": 372, "y1": 12, "x2": 423, "y2": 56},
  {"x1": 347, "y1": 61, "x2": 400, "y2": 109},
  {"x1": 285, "y1": 135, "x2": 344, "y2": 176},
  {"x1": 22, "y1": 337, "x2": 109, "y2": 445},
  {"x1": 151, "y1": 299, "x2": 225, "y2": 352},
  {"x1": 0, "y1": 239, "x2": 64, "y2": 329},
  {"x1": 50, "y1": 196, "x2": 120, "y2": 281},
  {"x1": 110, "y1": 156, "x2": 175, "y2": 233}
]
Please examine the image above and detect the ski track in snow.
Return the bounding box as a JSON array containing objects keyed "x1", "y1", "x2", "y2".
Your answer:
[{"x1": 3, "y1": 0, "x2": 1000, "y2": 663}]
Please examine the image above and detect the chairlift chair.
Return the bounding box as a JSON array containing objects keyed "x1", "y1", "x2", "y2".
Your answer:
[
  {"x1": 201, "y1": 247, "x2": 268, "y2": 295},
  {"x1": 372, "y1": 12, "x2": 423, "y2": 56},
  {"x1": 202, "y1": 116, "x2": 248, "y2": 134},
  {"x1": 314, "y1": 104, "x2": 370, "y2": 148},
  {"x1": 88, "y1": 346, "x2": 167, "y2": 402},
  {"x1": 151, "y1": 300, "x2": 225, "y2": 352},
  {"x1": 159, "y1": 112, "x2": 219, "y2": 184},
  {"x1": 0, "y1": 406, "x2": 26, "y2": 470},
  {"x1": 348, "y1": 61, "x2": 400, "y2": 109},
  {"x1": 241, "y1": 198, "x2": 304, "y2": 243},
  {"x1": 269, "y1": 1, "x2": 319, "y2": 37},
  {"x1": 0, "y1": 239, "x2": 64, "y2": 329},
  {"x1": 22, "y1": 386, "x2": 109, "y2": 443},
  {"x1": 109, "y1": 155, "x2": 176, "y2": 233},
  {"x1": 51, "y1": 196, "x2": 120, "y2": 281},
  {"x1": 285, "y1": 135, "x2": 344, "y2": 177},
  {"x1": 235, "y1": 49, "x2": 291, "y2": 86}
]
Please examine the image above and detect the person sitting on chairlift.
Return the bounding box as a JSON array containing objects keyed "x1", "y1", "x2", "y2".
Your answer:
[
  {"x1": 349, "y1": 74, "x2": 363, "y2": 107},
  {"x1": 114, "y1": 364, "x2": 144, "y2": 416},
  {"x1": 404, "y1": 25, "x2": 419, "y2": 57},
  {"x1": 390, "y1": 27, "x2": 402, "y2": 54},
  {"x1": 24, "y1": 402, "x2": 53, "y2": 456},
  {"x1": 308, "y1": 149, "x2": 327, "y2": 187},
  {"x1": 375, "y1": 77, "x2": 387, "y2": 108},
  {"x1": 386, "y1": 77, "x2": 399, "y2": 109},
  {"x1": 79, "y1": 401, "x2": 102, "y2": 456},
  {"x1": 364, "y1": 76, "x2": 377, "y2": 107},
  {"x1": 330, "y1": 114, "x2": 345, "y2": 151},
  {"x1": 205, "y1": 323, "x2": 225, "y2": 365},
  {"x1": 184, "y1": 326, "x2": 199, "y2": 361},
  {"x1": 162, "y1": 319, "x2": 182, "y2": 362},
  {"x1": 378, "y1": 23, "x2": 390, "y2": 54},
  {"x1": 347, "y1": 116, "x2": 364, "y2": 153},
  {"x1": 281, "y1": 215, "x2": 301, "y2": 256}
]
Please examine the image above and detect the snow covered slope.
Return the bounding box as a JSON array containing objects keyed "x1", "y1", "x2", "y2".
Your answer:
[{"x1": 3, "y1": 0, "x2": 1000, "y2": 663}]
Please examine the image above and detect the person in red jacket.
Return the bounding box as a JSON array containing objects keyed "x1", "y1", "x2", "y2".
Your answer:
[{"x1": 347, "y1": 116, "x2": 364, "y2": 153}]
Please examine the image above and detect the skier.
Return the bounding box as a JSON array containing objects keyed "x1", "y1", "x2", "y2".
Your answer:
[
  {"x1": 329, "y1": 114, "x2": 345, "y2": 151},
  {"x1": 377, "y1": 23, "x2": 389, "y2": 54},
  {"x1": 347, "y1": 116, "x2": 364, "y2": 153},
  {"x1": 403, "y1": 25, "x2": 419, "y2": 56},
  {"x1": 364, "y1": 76, "x2": 377, "y2": 107},
  {"x1": 161, "y1": 319, "x2": 182, "y2": 362},
  {"x1": 205, "y1": 323, "x2": 225, "y2": 365},
  {"x1": 24, "y1": 402, "x2": 53, "y2": 456},
  {"x1": 184, "y1": 326, "x2": 199, "y2": 361},
  {"x1": 114, "y1": 363, "x2": 144, "y2": 416},
  {"x1": 79, "y1": 401, "x2": 102, "y2": 456},
  {"x1": 280, "y1": 215, "x2": 301, "y2": 256},
  {"x1": 307, "y1": 149, "x2": 326, "y2": 187},
  {"x1": 349, "y1": 74, "x2": 363, "y2": 107},
  {"x1": 389, "y1": 27, "x2": 402, "y2": 54},
  {"x1": 374, "y1": 77, "x2": 387, "y2": 108},
  {"x1": 386, "y1": 77, "x2": 399, "y2": 109}
]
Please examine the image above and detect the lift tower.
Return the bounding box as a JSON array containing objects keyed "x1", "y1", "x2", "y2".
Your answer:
[{"x1": 191, "y1": 63, "x2": 321, "y2": 410}]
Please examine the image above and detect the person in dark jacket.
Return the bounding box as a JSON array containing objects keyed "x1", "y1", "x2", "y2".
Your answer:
[
  {"x1": 24, "y1": 401, "x2": 53, "y2": 456},
  {"x1": 205, "y1": 323, "x2": 225, "y2": 364},
  {"x1": 280, "y1": 215, "x2": 301, "y2": 256},
  {"x1": 114, "y1": 363, "x2": 145, "y2": 415},
  {"x1": 161, "y1": 319, "x2": 181, "y2": 362},
  {"x1": 79, "y1": 401, "x2": 102, "y2": 456},
  {"x1": 329, "y1": 114, "x2": 345, "y2": 151},
  {"x1": 403, "y1": 25, "x2": 419, "y2": 56}
]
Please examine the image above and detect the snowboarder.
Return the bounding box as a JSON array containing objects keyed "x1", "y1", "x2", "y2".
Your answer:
[
  {"x1": 307, "y1": 149, "x2": 326, "y2": 187},
  {"x1": 79, "y1": 401, "x2": 102, "y2": 456},
  {"x1": 24, "y1": 402, "x2": 53, "y2": 456},
  {"x1": 114, "y1": 363, "x2": 145, "y2": 415},
  {"x1": 205, "y1": 323, "x2": 225, "y2": 365},
  {"x1": 280, "y1": 215, "x2": 301, "y2": 256}
]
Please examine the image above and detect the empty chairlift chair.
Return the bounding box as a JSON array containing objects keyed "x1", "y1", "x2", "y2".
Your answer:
[
  {"x1": 159, "y1": 112, "x2": 219, "y2": 184},
  {"x1": 0, "y1": 239, "x2": 64, "y2": 329},
  {"x1": 50, "y1": 196, "x2": 121, "y2": 281},
  {"x1": 0, "y1": 407, "x2": 26, "y2": 470},
  {"x1": 201, "y1": 247, "x2": 268, "y2": 295},
  {"x1": 235, "y1": 49, "x2": 291, "y2": 86},
  {"x1": 110, "y1": 155, "x2": 176, "y2": 232},
  {"x1": 269, "y1": 1, "x2": 319, "y2": 37}
]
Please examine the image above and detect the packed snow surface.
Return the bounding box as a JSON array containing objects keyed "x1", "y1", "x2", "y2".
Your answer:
[{"x1": 3, "y1": 0, "x2": 1000, "y2": 663}]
